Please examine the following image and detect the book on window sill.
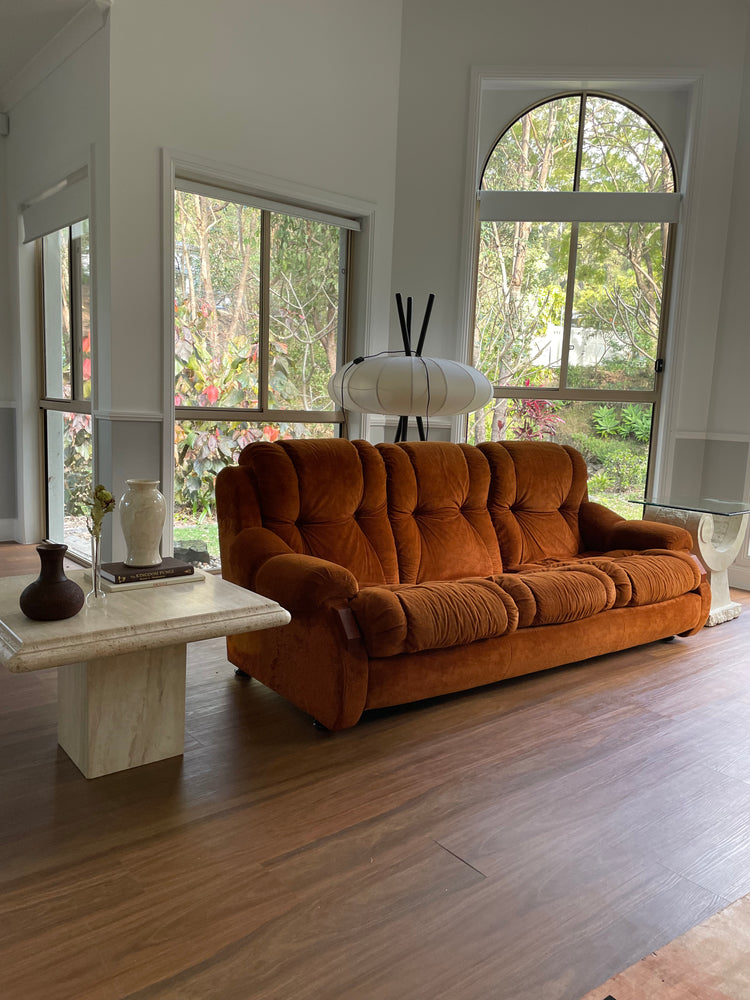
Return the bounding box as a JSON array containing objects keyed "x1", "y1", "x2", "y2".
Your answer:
[
  {"x1": 99, "y1": 557, "x2": 197, "y2": 584},
  {"x1": 85, "y1": 569, "x2": 205, "y2": 592}
]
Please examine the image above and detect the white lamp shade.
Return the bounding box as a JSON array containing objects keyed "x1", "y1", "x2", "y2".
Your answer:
[{"x1": 328, "y1": 356, "x2": 493, "y2": 417}]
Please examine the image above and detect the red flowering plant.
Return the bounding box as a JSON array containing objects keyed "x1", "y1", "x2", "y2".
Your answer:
[{"x1": 507, "y1": 379, "x2": 565, "y2": 441}]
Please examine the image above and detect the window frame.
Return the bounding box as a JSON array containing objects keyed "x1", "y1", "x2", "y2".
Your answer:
[
  {"x1": 478, "y1": 88, "x2": 681, "y2": 404},
  {"x1": 161, "y1": 151, "x2": 379, "y2": 557},
  {"x1": 38, "y1": 220, "x2": 92, "y2": 552},
  {"x1": 172, "y1": 177, "x2": 354, "y2": 427},
  {"x1": 474, "y1": 90, "x2": 680, "y2": 409}
]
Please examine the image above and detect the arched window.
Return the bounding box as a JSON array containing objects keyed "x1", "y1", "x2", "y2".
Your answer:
[{"x1": 471, "y1": 92, "x2": 679, "y2": 512}]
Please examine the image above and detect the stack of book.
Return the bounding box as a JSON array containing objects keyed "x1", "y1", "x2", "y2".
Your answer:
[{"x1": 96, "y1": 557, "x2": 204, "y2": 591}]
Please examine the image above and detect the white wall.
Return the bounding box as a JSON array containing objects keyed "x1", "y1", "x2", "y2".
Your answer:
[
  {"x1": 712, "y1": 26, "x2": 750, "y2": 439},
  {"x1": 707, "y1": 16, "x2": 750, "y2": 584},
  {"x1": 391, "y1": 0, "x2": 748, "y2": 495},
  {"x1": 0, "y1": 132, "x2": 16, "y2": 534},
  {"x1": 0, "y1": 135, "x2": 8, "y2": 402},
  {"x1": 2, "y1": 22, "x2": 109, "y2": 542}
]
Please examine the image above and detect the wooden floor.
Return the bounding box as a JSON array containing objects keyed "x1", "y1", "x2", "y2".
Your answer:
[{"x1": 1, "y1": 541, "x2": 750, "y2": 999}]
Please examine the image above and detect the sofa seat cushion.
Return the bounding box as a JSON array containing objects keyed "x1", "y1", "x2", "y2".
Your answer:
[
  {"x1": 509, "y1": 550, "x2": 700, "y2": 610},
  {"x1": 350, "y1": 579, "x2": 518, "y2": 658},
  {"x1": 497, "y1": 563, "x2": 616, "y2": 627},
  {"x1": 605, "y1": 549, "x2": 702, "y2": 606}
]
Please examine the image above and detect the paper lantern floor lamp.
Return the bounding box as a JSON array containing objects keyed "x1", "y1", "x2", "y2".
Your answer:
[{"x1": 328, "y1": 293, "x2": 493, "y2": 441}]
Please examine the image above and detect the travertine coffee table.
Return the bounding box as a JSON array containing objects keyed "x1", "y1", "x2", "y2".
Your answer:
[{"x1": 0, "y1": 570, "x2": 290, "y2": 778}]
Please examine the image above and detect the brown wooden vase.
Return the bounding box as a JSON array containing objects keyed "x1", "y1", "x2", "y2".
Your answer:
[{"x1": 19, "y1": 543, "x2": 85, "y2": 621}]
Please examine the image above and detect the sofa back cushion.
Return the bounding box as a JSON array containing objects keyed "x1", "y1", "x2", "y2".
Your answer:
[
  {"x1": 479, "y1": 441, "x2": 588, "y2": 568},
  {"x1": 377, "y1": 441, "x2": 503, "y2": 583},
  {"x1": 237, "y1": 438, "x2": 399, "y2": 585}
]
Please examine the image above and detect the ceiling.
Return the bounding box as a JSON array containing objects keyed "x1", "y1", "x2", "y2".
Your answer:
[{"x1": 0, "y1": 0, "x2": 90, "y2": 96}]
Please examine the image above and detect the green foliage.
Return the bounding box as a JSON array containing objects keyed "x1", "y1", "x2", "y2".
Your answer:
[
  {"x1": 606, "y1": 446, "x2": 648, "y2": 493},
  {"x1": 63, "y1": 414, "x2": 92, "y2": 517},
  {"x1": 592, "y1": 405, "x2": 621, "y2": 439},
  {"x1": 591, "y1": 403, "x2": 652, "y2": 443},
  {"x1": 620, "y1": 403, "x2": 652, "y2": 442},
  {"x1": 572, "y1": 431, "x2": 648, "y2": 494},
  {"x1": 569, "y1": 432, "x2": 623, "y2": 467},
  {"x1": 588, "y1": 471, "x2": 612, "y2": 493}
]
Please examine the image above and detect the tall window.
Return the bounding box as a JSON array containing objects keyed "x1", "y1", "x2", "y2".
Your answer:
[
  {"x1": 471, "y1": 93, "x2": 679, "y2": 516},
  {"x1": 40, "y1": 220, "x2": 92, "y2": 557},
  {"x1": 173, "y1": 182, "x2": 355, "y2": 564}
]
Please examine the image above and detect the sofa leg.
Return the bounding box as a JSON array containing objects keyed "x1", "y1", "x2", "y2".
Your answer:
[
  {"x1": 234, "y1": 668, "x2": 253, "y2": 680},
  {"x1": 661, "y1": 635, "x2": 676, "y2": 642},
  {"x1": 312, "y1": 718, "x2": 330, "y2": 732}
]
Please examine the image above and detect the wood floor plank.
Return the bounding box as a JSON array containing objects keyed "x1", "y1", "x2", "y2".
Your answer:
[{"x1": 1, "y1": 544, "x2": 750, "y2": 999}]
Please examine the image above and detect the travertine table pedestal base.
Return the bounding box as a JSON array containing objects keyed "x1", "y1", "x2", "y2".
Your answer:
[{"x1": 57, "y1": 643, "x2": 187, "y2": 779}]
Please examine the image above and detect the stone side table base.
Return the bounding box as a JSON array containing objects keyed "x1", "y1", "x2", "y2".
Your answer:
[
  {"x1": 706, "y1": 601, "x2": 742, "y2": 627},
  {"x1": 57, "y1": 642, "x2": 187, "y2": 779},
  {"x1": 645, "y1": 505, "x2": 749, "y2": 628}
]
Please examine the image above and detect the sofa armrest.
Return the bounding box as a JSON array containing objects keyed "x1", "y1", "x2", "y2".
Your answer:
[
  {"x1": 579, "y1": 500, "x2": 693, "y2": 553},
  {"x1": 255, "y1": 553, "x2": 359, "y2": 613},
  {"x1": 223, "y1": 526, "x2": 296, "y2": 591}
]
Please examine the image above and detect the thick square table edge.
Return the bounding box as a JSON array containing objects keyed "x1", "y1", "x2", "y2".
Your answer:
[{"x1": 0, "y1": 570, "x2": 290, "y2": 778}]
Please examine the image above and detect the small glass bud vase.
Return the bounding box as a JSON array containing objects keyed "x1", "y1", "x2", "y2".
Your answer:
[{"x1": 86, "y1": 532, "x2": 107, "y2": 610}]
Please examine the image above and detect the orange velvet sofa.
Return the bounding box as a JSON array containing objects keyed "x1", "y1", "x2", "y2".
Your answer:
[{"x1": 216, "y1": 438, "x2": 710, "y2": 729}]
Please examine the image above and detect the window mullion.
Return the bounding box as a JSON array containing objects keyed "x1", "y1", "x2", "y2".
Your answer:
[
  {"x1": 558, "y1": 221, "x2": 579, "y2": 391},
  {"x1": 337, "y1": 229, "x2": 350, "y2": 368},
  {"x1": 70, "y1": 227, "x2": 84, "y2": 402},
  {"x1": 558, "y1": 97, "x2": 585, "y2": 393},
  {"x1": 259, "y1": 210, "x2": 271, "y2": 412},
  {"x1": 573, "y1": 93, "x2": 586, "y2": 192}
]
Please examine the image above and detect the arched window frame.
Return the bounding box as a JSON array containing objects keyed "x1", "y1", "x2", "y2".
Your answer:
[{"x1": 473, "y1": 89, "x2": 681, "y2": 408}]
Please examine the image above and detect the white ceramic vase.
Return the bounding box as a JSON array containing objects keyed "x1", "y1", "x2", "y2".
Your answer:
[{"x1": 119, "y1": 479, "x2": 167, "y2": 566}]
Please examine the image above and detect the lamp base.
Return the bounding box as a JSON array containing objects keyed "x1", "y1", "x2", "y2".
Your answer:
[{"x1": 394, "y1": 415, "x2": 427, "y2": 442}]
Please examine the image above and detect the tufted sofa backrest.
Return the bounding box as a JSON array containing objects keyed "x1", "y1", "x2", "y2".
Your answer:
[
  {"x1": 377, "y1": 441, "x2": 503, "y2": 583},
  {"x1": 479, "y1": 441, "x2": 588, "y2": 568},
  {"x1": 237, "y1": 438, "x2": 399, "y2": 585},
  {"x1": 220, "y1": 438, "x2": 595, "y2": 586}
]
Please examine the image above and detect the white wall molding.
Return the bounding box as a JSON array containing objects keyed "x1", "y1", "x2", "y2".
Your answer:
[
  {"x1": 672, "y1": 430, "x2": 750, "y2": 443},
  {"x1": 95, "y1": 412, "x2": 164, "y2": 423},
  {"x1": 729, "y1": 564, "x2": 750, "y2": 591},
  {"x1": 365, "y1": 413, "x2": 453, "y2": 444},
  {"x1": 0, "y1": 0, "x2": 111, "y2": 112}
]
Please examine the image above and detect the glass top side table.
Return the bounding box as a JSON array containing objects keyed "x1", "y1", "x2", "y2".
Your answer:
[{"x1": 630, "y1": 496, "x2": 750, "y2": 626}]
